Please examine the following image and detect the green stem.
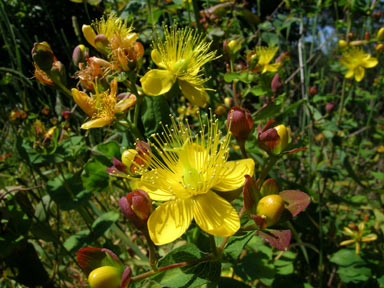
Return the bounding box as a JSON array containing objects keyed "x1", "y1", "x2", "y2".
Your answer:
[
  {"x1": 131, "y1": 255, "x2": 213, "y2": 282},
  {"x1": 336, "y1": 78, "x2": 347, "y2": 126}
]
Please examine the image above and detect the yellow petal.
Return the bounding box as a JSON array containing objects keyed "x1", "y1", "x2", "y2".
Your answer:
[
  {"x1": 139, "y1": 170, "x2": 175, "y2": 201},
  {"x1": 81, "y1": 117, "x2": 112, "y2": 129},
  {"x1": 82, "y1": 25, "x2": 97, "y2": 48},
  {"x1": 140, "y1": 69, "x2": 176, "y2": 96},
  {"x1": 362, "y1": 56, "x2": 378, "y2": 68},
  {"x1": 354, "y1": 66, "x2": 365, "y2": 82},
  {"x1": 264, "y1": 63, "x2": 280, "y2": 73},
  {"x1": 192, "y1": 191, "x2": 240, "y2": 237},
  {"x1": 361, "y1": 233, "x2": 377, "y2": 242},
  {"x1": 114, "y1": 95, "x2": 136, "y2": 113},
  {"x1": 213, "y1": 159, "x2": 255, "y2": 192},
  {"x1": 339, "y1": 239, "x2": 355, "y2": 246},
  {"x1": 345, "y1": 69, "x2": 354, "y2": 79},
  {"x1": 71, "y1": 88, "x2": 96, "y2": 117},
  {"x1": 151, "y1": 49, "x2": 166, "y2": 69},
  {"x1": 178, "y1": 80, "x2": 209, "y2": 107},
  {"x1": 148, "y1": 198, "x2": 193, "y2": 245}
]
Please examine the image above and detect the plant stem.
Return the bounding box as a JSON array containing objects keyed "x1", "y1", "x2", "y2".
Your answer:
[{"x1": 131, "y1": 255, "x2": 213, "y2": 282}]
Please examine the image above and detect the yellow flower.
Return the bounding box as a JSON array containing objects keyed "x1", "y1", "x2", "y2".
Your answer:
[
  {"x1": 254, "y1": 46, "x2": 281, "y2": 73},
  {"x1": 71, "y1": 78, "x2": 136, "y2": 129},
  {"x1": 82, "y1": 14, "x2": 138, "y2": 54},
  {"x1": 140, "y1": 26, "x2": 219, "y2": 107},
  {"x1": 340, "y1": 222, "x2": 377, "y2": 256},
  {"x1": 137, "y1": 114, "x2": 255, "y2": 245},
  {"x1": 340, "y1": 48, "x2": 378, "y2": 82}
]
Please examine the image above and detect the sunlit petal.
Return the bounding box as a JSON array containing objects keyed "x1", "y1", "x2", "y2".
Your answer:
[
  {"x1": 354, "y1": 66, "x2": 365, "y2": 82},
  {"x1": 71, "y1": 88, "x2": 96, "y2": 117},
  {"x1": 193, "y1": 191, "x2": 240, "y2": 237},
  {"x1": 81, "y1": 117, "x2": 112, "y2": 129},
  {"x1": 140, "y1": 69, "x2": 176, "y2": 96},
  {"x1": 179, "y1": 80, "x2": 209, "y2": 107},
  {"x1": 213, "y1": 159, "x2": 255, "y2": 192},
  {"x1": 148, "y1": 198, "x2": 193, "y2": 245}
]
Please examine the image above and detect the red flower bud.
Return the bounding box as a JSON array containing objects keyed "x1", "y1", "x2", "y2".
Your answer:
[
  {"x1": 326, "y1": 101, "x2": 335, "y2": 113},
  {"x1": 308, "y1": 86, "x2": 318, "y2": 96},
  {"x1": 271, "y1": 73, "x2": 282, "y2": 93},
  {"x1": 119, "y1": 190, "x2": 152, "y2": 229},
  {"x1": 62, "y1": 110, "x2": 72, "y2": 120},
  {"x1": 227, "y1": 107, "x2": 254, "y2": 144}
]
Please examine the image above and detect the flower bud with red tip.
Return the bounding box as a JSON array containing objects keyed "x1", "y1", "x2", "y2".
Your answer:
[
  {"x1": 72, "y1": 44, "x2": 88, "y2": 66},
  {"x1": 326, "y1": 101, "x2": 335, "y2": 113},
  {"x1": 271, "y1": 73, "x2": 282, "y2": 94},
  {"x1": 227, "y1": 107, "x2": 254, "y2": 145},
  {"x1": 257, "y1": 121, "x2": 290, "y2": 155},
  {"x1": 119, "y1": 190, "x2": 152, "y2": 229}
]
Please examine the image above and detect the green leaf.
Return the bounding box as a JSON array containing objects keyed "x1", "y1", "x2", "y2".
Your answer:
[
  {"x1": 91, "y1": 211, "x2": 120, "y2": 238},
  {"x1": 92, "y1": 141, "x2": 121, "y2": 166},
  {"x1": 63, "y1": 230, "x2": 90, "y2": 252},
  {"x1": 262, "y1": 32, "x2": 279, "y2": 47},
  {"x1": 141, "y1": 95, "x2": 171, "y2": 137},
  {"x1": 152, "y1": 244, "x2": 220, "y2": 287},
  {"x1": 330, "y1": 249, "x2": 365, "y2": 267},
  {"x1": 81, "y1": 160, "x2": 109, "y2": 192},
  {"x1": 224, "y1": 232, "x2": 254, "y2": 260},
  {"x1": 46, "y1": 173, "x2": 91, "y2": 210},
  {"x1": 253, "y1": 103, "x2": 282, "y2": 121}
]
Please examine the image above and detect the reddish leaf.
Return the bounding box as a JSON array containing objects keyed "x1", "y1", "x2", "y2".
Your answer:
[
  {"x1": 279, "y1": 190, "x2": 311, "y2": 217},
  {"x1": 251, "y1": 214, "x2": 267, "y2": 229},
  {"x1": 76, "y1": 247, "x2": 121, "y2": 275},
  {"x1": 243, "y1": 175, "x2": 258, "y2": 213},
  {"x1": 257, "y1": 229, "x2": 292, "y2": 251},
  {"x1": 76, "y1": 247, "x2": 106, "y2": 275},
  {"x1": 120, "y1": 266, "x2": 132, "y2": 288}
]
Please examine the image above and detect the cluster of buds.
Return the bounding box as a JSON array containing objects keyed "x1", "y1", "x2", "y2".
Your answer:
[
  {"x1": 76, "y1": 247, "x2": 131, "y2": 288},
  {"x1": 107, "y1": 140, "x2": 151, "y2": 177},
  {"x1": 32, "y1": 42, "x2": 66, "y2": 87}
]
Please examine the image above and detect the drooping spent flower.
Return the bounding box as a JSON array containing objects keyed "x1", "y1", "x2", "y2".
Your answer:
[
  {"x1": 340, "y1": 48, "x2": 378, "y2": 82},
  {"x1": 136, "y1": 113, "x2": 255, "y2": 245},
  {"x1": 140, "y1": 26, "x2": 219, "y2": 107},
  {"x1": 71, "y1": 78, "x2": 136, "y2": 129}
]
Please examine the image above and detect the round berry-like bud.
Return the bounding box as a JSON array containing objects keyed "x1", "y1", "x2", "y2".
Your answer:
[
  {"x1": 326, "y1": 101, "x2": 335, "y2": 113},
  {"x1": 88, "y1": 266, "x2": 121, "y2": 288},
  {"x1": 338, "y1": 40, "x2": 348, "y2": 49},
  {"x1": 256, "y1": 194, "x2": 285, "y2": 228}
]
